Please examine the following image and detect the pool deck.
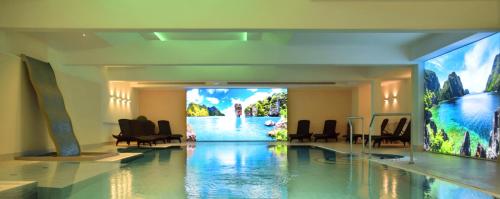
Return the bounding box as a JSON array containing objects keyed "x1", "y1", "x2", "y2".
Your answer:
[
  {"x1": 0, "y1": 141, "x2": 498, "y2": 197},
  {"x1": 311, "y1": 142, "x2": 500, "y2": 198}
]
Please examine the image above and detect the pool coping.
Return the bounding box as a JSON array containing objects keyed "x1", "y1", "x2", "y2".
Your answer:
[{"x1": 313, "y1": 144, "x2": 500, "y2": 198}]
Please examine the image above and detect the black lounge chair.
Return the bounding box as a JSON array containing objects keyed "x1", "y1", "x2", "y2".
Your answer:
[
  {"x1": 313, "y1": 120, "x2": 339, "y2": 142},
  {"x1": 289, "y1": 120, "x2": 312, "y2": 142},
  {"x1": 130, "y1": 119, "x2": 159, "y2": 147},
  {"x1": 369, "y1": 118, "x2": 408, "y2": 147},
  {"x1": 400, "y1": 121, "x2": 411, "y2": 146},
  {"x1": 343, "y1": 122, "x2": 363, "y2": 143},
  {"x1": 112, "y1": 119, "x2": 134, "y2": 146},
  {"x1": 158, "y1": 120, "x2": 183, "y2": 143},
  {"x1": 113, "y1": 119, "x2": 159, "y2": 147},
  {"x1": 380, "y1": 118, "x2": 390, "y2": 136}
]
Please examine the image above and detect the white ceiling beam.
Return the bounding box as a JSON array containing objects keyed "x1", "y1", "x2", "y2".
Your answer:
[
  {"x1": 105, "y1": 65, "x2": 412, "y2": 82},
  {"x1": 58, "y1": 41, "x2": 410, "y2": 65}
]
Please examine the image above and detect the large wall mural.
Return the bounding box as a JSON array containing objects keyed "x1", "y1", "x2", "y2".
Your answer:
[
  {"x1": 186, "y1": 88, "x2": 287, "y2": 141},
  {"x1": 423, "y1": 33, "x2": 499, "y2": 160}
]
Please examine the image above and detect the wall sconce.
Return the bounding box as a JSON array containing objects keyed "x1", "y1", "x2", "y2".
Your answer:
[
  {"x1": 384, "y1": 96, "x2": 398, "y2": 104},
  {"x1": 110, "y1": 94, "x2": 131, "y2": 103}
]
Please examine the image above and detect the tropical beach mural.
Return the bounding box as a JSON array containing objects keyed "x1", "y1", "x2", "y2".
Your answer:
[
  {"x1": 424, "y1": 33, "x2": 500, "y2": 160},
  {"x1": 186, "y1": 88, "x2": 288, "y2": 141}
]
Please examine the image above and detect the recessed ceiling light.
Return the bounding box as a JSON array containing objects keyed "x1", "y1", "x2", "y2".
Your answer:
[
  {"x1": 82, "y1": 33, "x2": 86, "y2": 37},
  {"x1": 154, "y1": 32, "x2": 167, "y2": 41},
  {"x1": 241, "y1": 32, "x2": 248, "y2": 41}
]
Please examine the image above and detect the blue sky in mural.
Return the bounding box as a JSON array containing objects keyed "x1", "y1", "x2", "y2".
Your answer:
[
  {"x1": 424, "y1": 33, "x2": 500, "y2": 93},
  {"x1": 186, "y1": 88, "x2": 287, "y2": 116}
]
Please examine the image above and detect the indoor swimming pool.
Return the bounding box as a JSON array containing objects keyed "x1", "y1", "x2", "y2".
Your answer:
[{"x1": 5, "y1": 143, "x2": 497, "y2": 198}]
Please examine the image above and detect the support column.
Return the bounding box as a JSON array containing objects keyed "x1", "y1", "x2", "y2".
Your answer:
[{"x1": 411, "y1": 64, "x2": 424, "y2": 148}]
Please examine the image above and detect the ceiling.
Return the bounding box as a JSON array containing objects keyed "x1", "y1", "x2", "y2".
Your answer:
[
  {"x1": 11, "y1": 31, "x2": 481, "y2": 86},
  {"x1": 23, "y1": 31, "x2": 430, "y2": 52}
]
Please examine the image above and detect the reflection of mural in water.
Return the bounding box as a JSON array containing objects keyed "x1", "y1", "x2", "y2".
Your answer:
[
  {"x1": 186, "y1": 88, "x2": 287, "y2": 141},
  {"x1": 422, "y1": 177, "x2": 494, "y2": 199},
  {"x1": 185, "y1": 143, "x2": 288, "y2": 198},
  {"x1": 424, "y1": 33, "x2": 500, "y2": 160}
]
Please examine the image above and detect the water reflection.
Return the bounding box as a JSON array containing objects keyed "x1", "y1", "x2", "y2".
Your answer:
[
  {"x1": 185, "y1": 143, "x2": 288, "y2": 198},
  {"x1": 110, "y1": 169, "x2": 132, "y2": 199},
  {"x1": 322, "y1": 149, "x2": 337, "y2": 162},
  {"x1": 31, "y1": 144, "x2": 496, "y2": 198},
  {"x1": 182, "y1": 144, "x2": 495, "y2": 199}
]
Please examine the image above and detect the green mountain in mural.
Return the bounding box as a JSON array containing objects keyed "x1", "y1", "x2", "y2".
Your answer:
[
  {"x1": 485, "y1": 54, "x2": 500, "y2": 92},
  {"x1": 244, "y1": 92, "x2": 287, "y2": 117},
  {"x1": 186, "y1": 103, "x2": 224, "y2": 117}
]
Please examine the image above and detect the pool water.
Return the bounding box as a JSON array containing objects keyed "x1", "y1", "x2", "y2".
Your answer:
[
  {"x1": 37, "y1": 143, "x2": 494, "y2": 199},
  {"x1": 187, "y1": 117, "x2": 282, "y2": 141}
]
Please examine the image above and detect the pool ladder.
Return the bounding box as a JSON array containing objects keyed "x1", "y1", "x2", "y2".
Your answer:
[{"x1": 348, "y1": 112, "x2": 414, "y2": 164}]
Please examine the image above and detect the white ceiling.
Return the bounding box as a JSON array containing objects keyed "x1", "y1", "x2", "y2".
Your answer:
[
  {"x1": 22, "y1": 31, "x2": 432, "y2": 52},
  {"x1": 16, "y1": 31, "x2": 479, "y2": 86},
  {"x1": 288, "y1": 32, "x2": 429, "y2": 46}
]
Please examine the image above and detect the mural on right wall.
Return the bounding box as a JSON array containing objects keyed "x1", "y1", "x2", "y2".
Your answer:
[{"x1": 424, "y1": 33, "x2": 500, "y2": 160}]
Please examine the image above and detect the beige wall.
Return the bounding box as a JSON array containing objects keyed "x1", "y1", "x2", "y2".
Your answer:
[
  {"x1": 376, "y1": 79, "x2": 412, "y2": 113},
  {"x1": 351, "y1": 83, "x2": 372, "y2": 134},
  {"x1": 137, "y1": 87, "x2": 353, "y2": 136},
  {"x1": 351, "y1": 78, "x2": 413, "y2": 136},
  {"x1": 137, "y1": 89, "x2": 186, "y2": 134},
  {"x1": 0, "y1": 32, "x2": 139, "y2": 156},
  {"x1": 0, "y1": 53, "x2": 52, "y2": 156},
  {"x1": 288, "y1": 87, "x2": 353, "y2": 135}
]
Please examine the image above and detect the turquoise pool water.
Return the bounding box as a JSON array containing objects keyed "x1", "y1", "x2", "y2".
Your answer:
[
  {"x1": 37, "y1": 143, "x2": 494, "y2": 199},
  {"x1": 187, "y1": 117, "x2": 282, "y2": 141},
  {"x1": 436, "y1": 92, "x2": 500, "y2": 139}
]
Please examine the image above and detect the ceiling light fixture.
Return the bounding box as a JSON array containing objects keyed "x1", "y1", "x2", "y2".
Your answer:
[
  {"x1": 241, "y1": 32, "x2": 248, "y2": 41},
  {"x1": 154, "y1": 32, "x2": 167, "y2": 41},
  {"x1": 82, "y1": 33, "x2": 86, "y2": 37}
]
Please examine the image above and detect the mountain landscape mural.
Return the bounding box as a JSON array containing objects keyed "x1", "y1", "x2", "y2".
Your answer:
[
  {"x1": 186, "y1": 88, "x2": 288, "y2": 141},
  {"x1": 424, "y1": 33, "x2": 500, "y2": 160}
]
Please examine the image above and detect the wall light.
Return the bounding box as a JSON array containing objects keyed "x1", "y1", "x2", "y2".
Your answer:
[
  {"x1": 110, "y1": 94, "x2": 131, "y2": 103},
  {"x1": 384, "y1": 96, "x2": 398, "y2": 104}
]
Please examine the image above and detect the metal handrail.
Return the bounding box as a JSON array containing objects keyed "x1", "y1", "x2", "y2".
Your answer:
[
  {"x1": 368, "y1": 112, "x2": 414, "y2": 164},
  {"x1": 347, "y1": 116, "x2": 364, "y2": 154}
]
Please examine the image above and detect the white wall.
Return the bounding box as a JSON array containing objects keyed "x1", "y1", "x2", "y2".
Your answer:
[
  {"x1": 0, "y1": 53, "x2": 52, "y2": 156},
  {"x1": 0, "y1": 32, "x2": 138, "y2": 156},
  {"x1": 352, "y1": 78, "x2": 413, "y2": 136}
]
